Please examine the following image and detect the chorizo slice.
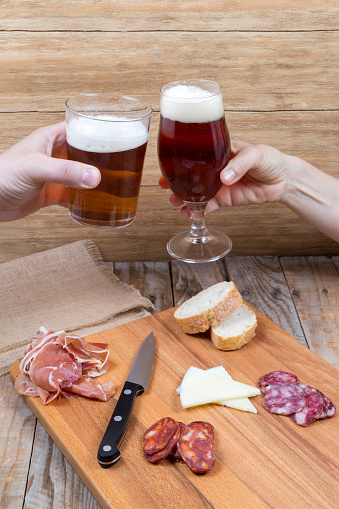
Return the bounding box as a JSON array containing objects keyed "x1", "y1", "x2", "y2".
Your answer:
[
  {"x1": 188, "y1": 421, "x2": 215, "y2": 440},
  {"x1": 177, "y1": 426, "x2": 215, "y2": 474},
  {"x1": 263, "y1": 383, "x2": 305, "y2": 415},
  {"x1": 143, "y1": 417, "x2": 179, "y2": 456},
  {"x1": 168, "y1": 421, "x2": 189, "y2": 462},
  {"x1": 290, "y1": 384, "x2": 324, "y2": 426},
  {"x1": 169, "y1": 422, "x2": 214, "y2": 462},
  {"x1": 144, "y1": 425, "x2": 181, "y2": 463},
  {"x1": 258, "y1": 370, "x2": 300, "y2": 394}
]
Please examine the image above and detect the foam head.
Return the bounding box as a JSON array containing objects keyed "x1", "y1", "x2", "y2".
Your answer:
[
  {"x1": 160, "y1": 84, "x2": 224, "y2": 123},
  {"x1": 66, "y1": 114, "x2": 149, "y2": 153}
]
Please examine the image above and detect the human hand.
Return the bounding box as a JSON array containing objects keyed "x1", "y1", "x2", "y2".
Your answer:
[
  {"x1": 160, "y1": 140, "x2": 292, "y2": 217},
  {"x1": 0, "y1": 121, "x2": 101, "y2": 221}
]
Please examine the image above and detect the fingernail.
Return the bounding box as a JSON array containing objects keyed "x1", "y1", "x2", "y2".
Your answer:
[
  {"x1": 81, "y1": 167, "x2": 100, "y2": 187},
  {"x1": 221, "y1": 169, "x2": 236, "y2": 184}
]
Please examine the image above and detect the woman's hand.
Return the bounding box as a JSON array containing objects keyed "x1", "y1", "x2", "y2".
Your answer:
[
  {"x1": 159, "y1": 139, "x2": 339, "y2": 243},
  {"x1": 161, "y1": 140, "x2": 292, "y2": 217},
  {"x1": 0, "y1": 122, "x2": 101, "y2": 221}
]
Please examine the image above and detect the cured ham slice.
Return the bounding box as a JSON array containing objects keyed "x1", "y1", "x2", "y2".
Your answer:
[
  {"x1": 64, "y1": 375, "x2": 115, "y2": 401},
  {"x1": 15, "y1": 329, "x2": 115, "y2": 404}
]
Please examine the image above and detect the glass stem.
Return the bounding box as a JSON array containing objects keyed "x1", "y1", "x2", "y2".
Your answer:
[{"x1": 187, "y1": 202, "x2": 210, "y2": 244}]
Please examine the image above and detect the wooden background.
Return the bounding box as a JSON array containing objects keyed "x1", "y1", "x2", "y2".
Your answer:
[{"x1": 0, "y1": 1, "x2": 339, "y2": 262}]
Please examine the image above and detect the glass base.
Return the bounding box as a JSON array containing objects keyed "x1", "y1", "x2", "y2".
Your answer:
[
  {"x1": 167, "y1": 230, "x2": 232, "y2": 263},
  {"x1": 68, "y1": 211, "x2": 136, "y2": 228}
]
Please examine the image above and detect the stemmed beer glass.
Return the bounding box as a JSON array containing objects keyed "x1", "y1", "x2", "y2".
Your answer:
[{"x1": 158, "y1": 79, "x2": 232, "y2": 263}]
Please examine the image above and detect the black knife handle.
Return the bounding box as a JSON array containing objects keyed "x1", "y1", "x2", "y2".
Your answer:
[{"x1": 97, "y1": 380, "x2": 144, "y2": 468}]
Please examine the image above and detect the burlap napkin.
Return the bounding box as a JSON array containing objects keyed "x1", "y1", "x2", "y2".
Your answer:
[{"x1": 0, "y1": 240, "x2": 153, "y2": 376}]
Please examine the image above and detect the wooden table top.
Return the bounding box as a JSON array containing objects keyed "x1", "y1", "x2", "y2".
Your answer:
[
  {"x1": 1, "y1": 255, "x2": 339, "y2": 508},
  {"x1": 1, "y1": 1, "x2": 339, "y2": 506}
]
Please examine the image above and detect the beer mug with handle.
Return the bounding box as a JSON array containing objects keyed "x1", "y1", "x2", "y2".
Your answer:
[{"x1": 66, "y1": 94, "x2": 152, "y2": 228}]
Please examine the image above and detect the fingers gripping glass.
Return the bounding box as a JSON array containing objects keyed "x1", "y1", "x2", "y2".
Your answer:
[{"x1": 157, "y1": 80, "x2": 232, "y2": 262}]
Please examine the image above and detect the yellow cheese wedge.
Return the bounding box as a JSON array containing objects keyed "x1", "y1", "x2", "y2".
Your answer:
[
  {"x1": 179, "y1": 366, "x2": 260, "y2": 409},
  {"x1": 177, "y1": 366, "x2": 257, "y2": 413},
  {"x1": 220, "y1": 397, "x2": 257, "y2": 413},
  {"x1": 206, "y1": 366, "x2": 257, "y2": 413}
]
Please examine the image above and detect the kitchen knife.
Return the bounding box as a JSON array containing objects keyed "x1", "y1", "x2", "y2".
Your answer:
[{"x1": 97, "y1": 331, "x2": 155, "y2": 468}]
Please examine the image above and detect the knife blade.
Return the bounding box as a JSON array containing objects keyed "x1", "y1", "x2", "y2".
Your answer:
[{"x1": 97, "y1": 332, "x2": 155, "y2": 468}]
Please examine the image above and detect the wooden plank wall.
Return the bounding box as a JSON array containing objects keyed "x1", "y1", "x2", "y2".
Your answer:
[{"x1": 0, "y1": 1, "x2": 338, "y2": 261}]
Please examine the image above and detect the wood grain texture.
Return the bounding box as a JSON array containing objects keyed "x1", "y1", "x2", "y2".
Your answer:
[
  {"x1": 3, "y1": 256, "x2": 339, "y2": 508},
  {"x1": 23, "y1": 261, "x2": 170, "y2": 509},
  {"x1": 0, "y1": 374, "x2": 36, "y2": 509},
  {"x1": 1, "y1": 2, "x2": 338, "y2": 507},
  {"x1": 24, "y1": 421, "x2": 101, "y2": 509},
  {"x1": 280, "y1": 256, "x2": 339, "y2": 370},
  {"x1": 332, "y1": 256, "x2": 339, "y2": 274},
  {"x1": 0, "y1": 31, "x2": 338, "y2": 112},
  {"x1": 0, "y1": 197, "x2": 336, "y2": 264},
  {"x1": 2, "y1": 0, "x2": 339, "y2": 31},
  {"x1": 0, "y1": 110, "x2": 338, "y2": 261},
  {"x1": 225, "y1": 256, "x2": 306, "y2": 344},
  {"x1": 113, "y1": 262, "x2": 173, "y2": 312},
  {"x1": 1, "y1": 111, "x2": 338, "y2": 175},
  {"x1": 171, "y1": 260, "x2": 226, "y2": 305},
  {"x1": 10, "y1": 307, "x2": 339, "y2": 509}
]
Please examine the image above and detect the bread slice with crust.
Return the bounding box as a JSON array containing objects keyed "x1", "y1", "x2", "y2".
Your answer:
[
  {"x1": 174, "y1": 281, "x2": 243, "y2": 334},
  {"x1": 210, "y1": 303, "x2": 257, "y2": 351}
]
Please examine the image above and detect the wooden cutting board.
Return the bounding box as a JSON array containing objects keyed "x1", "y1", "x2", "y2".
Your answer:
[{"x1": 10, "y1": 306, "x2": 339, "y2": 509}]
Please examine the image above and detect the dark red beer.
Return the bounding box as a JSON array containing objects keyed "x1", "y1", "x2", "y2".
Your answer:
[
  {"x1": 158, "y1": 115, "x2": 231, "y2": 203},
  {"x1": 157, "y1": 80, "x2": 233, "y2": 263}
]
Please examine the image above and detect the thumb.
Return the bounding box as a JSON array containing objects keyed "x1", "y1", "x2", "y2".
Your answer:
[
  {"x1": 220, "y1": 145, "x2": 262, "y2": 186},
  {"x1": 25, "y1": 153, "x2": 101, "y2": 189}
]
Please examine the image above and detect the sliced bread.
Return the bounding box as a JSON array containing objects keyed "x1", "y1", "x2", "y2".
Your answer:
[
  {"x1": 174, "y1": 281, "x2": 243, "y2": 334},
  {"x1": 210, "y1": 303, "x2": 257, "y2": 351}
]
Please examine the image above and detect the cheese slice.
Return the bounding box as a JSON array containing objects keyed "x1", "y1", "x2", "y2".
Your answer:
[
  {"x1": 177, "y1": 366, "x2": 257, "y2": 413},
  {"x1": 179, "y1": 366, "x2": 260, "y2": 409},
  {"x1": 207, "y1": 366, "x2": 257, "y2": 414},
  {"x1": 221, "y1": 397, "x2": 257, "y2": 413}
]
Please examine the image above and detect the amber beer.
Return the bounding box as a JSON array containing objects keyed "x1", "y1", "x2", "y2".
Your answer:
[
  {"x1": 158, "y1": 83, "x2": 231, "y2": 203},
  {"x1": 66, "y1": 95, "x2": 152, "y2": 227}
]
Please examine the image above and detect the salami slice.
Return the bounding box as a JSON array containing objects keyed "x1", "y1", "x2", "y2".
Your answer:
[
  {"x1": 263, "y1": 383, "x2": 305, "y2": 415},
  {"x1": 168, "y1": 421, "x2": 189, "y2": 462},
  {"x1": 177, "y1": 425, "x2": 215, "y2": 474},
  {"x1": 312, "y1": 389, "x2": 336, "y2": 420},
  {"x1": 290, "y1": 384, "x2": 324, "y2": 426},
  {"x1": 144, "y1": 425, "x2": 181, "y2": 463},
  {"x1": 258, "y1": 370, "x2": 300, "y2": 394},
  {"x1": 326, "y1": 399, "x2": 337, "y2": 419},
  {"x1": 143, "y1": 417, "x2": 179, "y2": 456}
]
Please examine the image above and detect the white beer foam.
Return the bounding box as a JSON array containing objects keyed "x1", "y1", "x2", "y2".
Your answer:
[
  {"x1": 160, "y1": 85, "x2": 224, "y2": 123},
  {"x1": 66, "y1": 114, "x2": 149, "y2": 153}
]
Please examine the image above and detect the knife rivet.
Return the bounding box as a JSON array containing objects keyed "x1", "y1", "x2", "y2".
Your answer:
[
  {"x1": 114, "y1": 415, "x2": 123, "y2": 421},
  {"x1": 124, "y1": 389, "x2": 132, "y2": 395},
  {"x1": 103, "y1": 445, "x2": 112, "y2": 452}
]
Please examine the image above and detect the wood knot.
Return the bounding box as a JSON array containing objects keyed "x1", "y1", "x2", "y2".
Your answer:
[
  {"x1": 292, "y1": 289, "x2": 300, "y2": 298},
  {"x1": 271, "y1": 288, "x2": 281, "y2": 299},
  {"x1": 321, "y1": 288, "x2": 328, "y2": 295},
  {"x1": 187, "y1": 289, "x2": 197, "y2": 297}
]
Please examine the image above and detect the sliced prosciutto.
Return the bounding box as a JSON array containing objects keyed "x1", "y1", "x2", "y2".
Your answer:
[{"x1": 15, "y1": 328, "x2": 115, "y2": 404}]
